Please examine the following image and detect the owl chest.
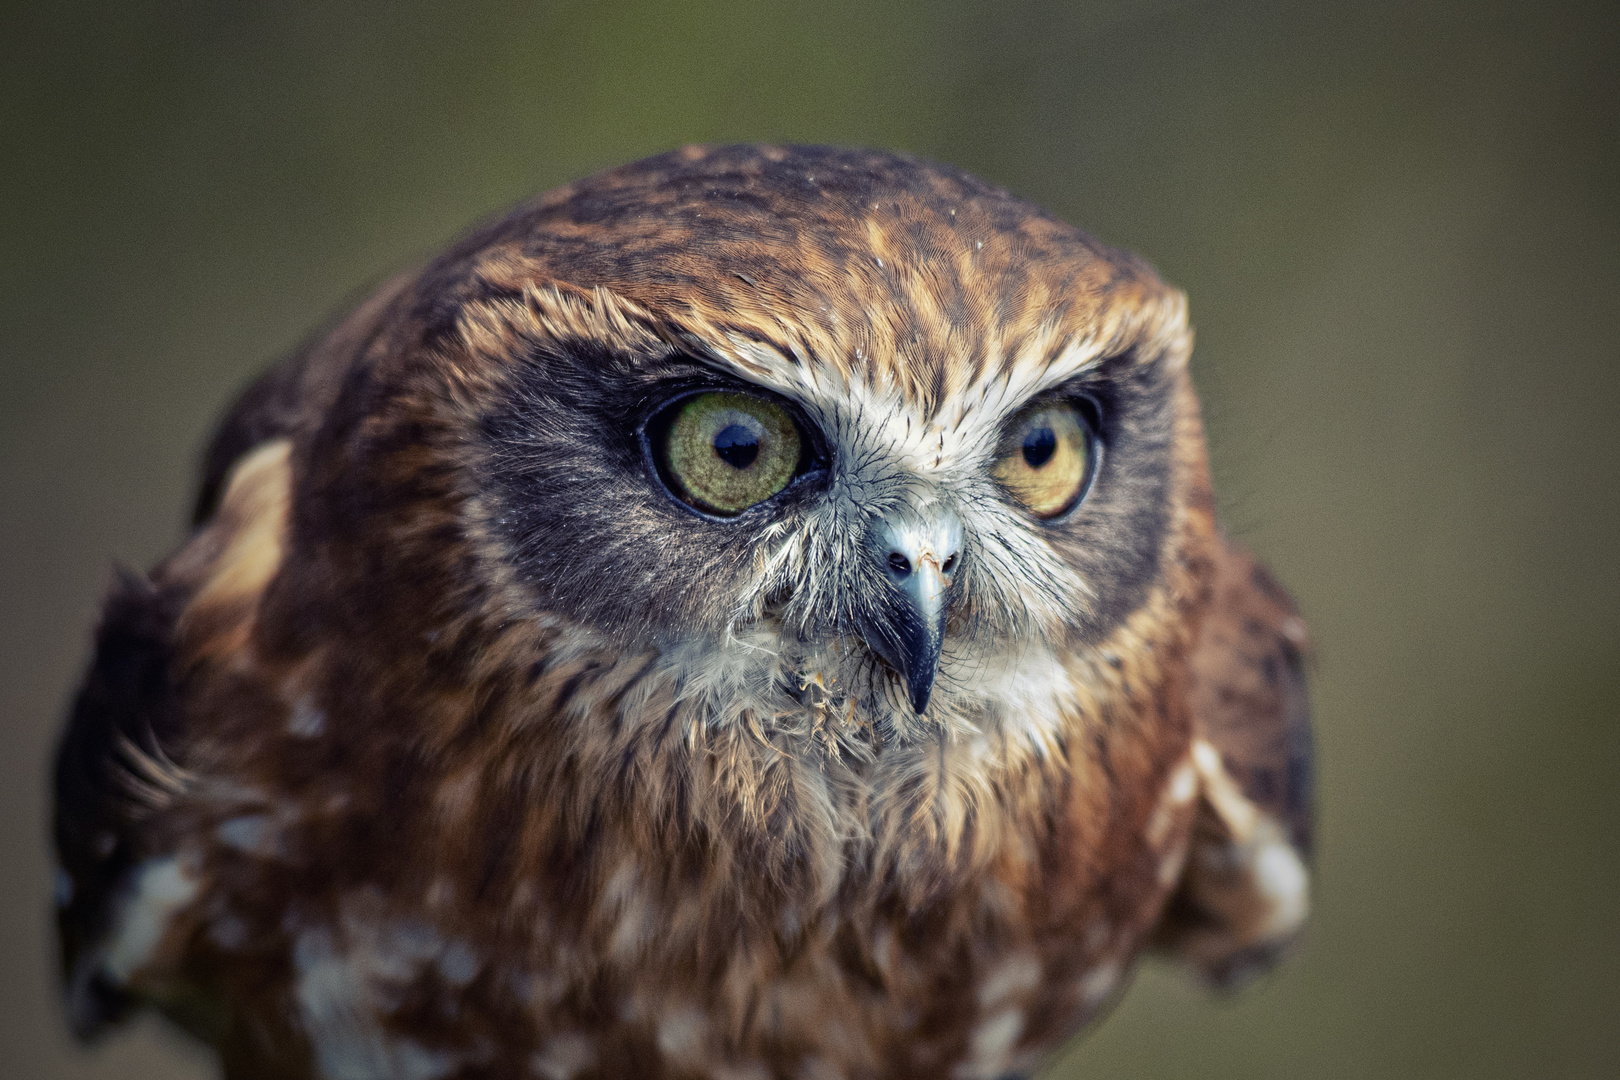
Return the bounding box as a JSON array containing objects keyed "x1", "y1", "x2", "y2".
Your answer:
[{"x1": 181, "y1": 689, "x2": 1197, "y2": 1077}]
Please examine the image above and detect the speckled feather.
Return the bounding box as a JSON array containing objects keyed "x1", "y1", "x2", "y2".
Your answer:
[{"x1": 54, "y1": 144, "x2": 1312, "y2": 1080}]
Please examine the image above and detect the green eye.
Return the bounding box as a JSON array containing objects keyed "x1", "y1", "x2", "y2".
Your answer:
[
  {"x1": 993, "y1": 402, "x2": 1093, "y2": 519},
  {"x1": 654, "y1": 391, "x2": 804, "y2": 516}
]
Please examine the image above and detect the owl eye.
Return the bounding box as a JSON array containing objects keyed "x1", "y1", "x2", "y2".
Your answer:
[
  {"x1": 650, "y1": 391, "x2": 806, "y2": 516},
  {"x1": 993, "y1": 401, "x2": 1095, "y2": 519}
]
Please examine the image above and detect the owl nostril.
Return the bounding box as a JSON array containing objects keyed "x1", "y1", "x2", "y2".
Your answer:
[{"x1": 888, "y1": 552, "x2": 912, "y2": 576}]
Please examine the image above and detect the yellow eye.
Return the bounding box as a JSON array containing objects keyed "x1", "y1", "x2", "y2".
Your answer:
[
  {"x1": 655, "y1": 391, "x2": 803, "y2": 516},
  {"x1": 993, "y1": 403, "x2": 1093, "y2": 519}
]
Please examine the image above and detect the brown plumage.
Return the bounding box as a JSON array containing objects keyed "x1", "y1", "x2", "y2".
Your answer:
[{"x1": 54, "y1": 144, "x2": 1312, "y2": 1079}]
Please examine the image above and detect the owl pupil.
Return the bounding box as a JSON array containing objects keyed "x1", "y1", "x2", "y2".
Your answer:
[
  {"x1": 713, "y1": 424, "x2": 760, "y2": 469},
  {"x1": 1023, "y1": 427, "x2": 1057, "y2": 468}
]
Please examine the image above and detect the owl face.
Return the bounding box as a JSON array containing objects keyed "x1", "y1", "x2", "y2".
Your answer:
[{"x1": 433, "y1": 146, "x2": 1195, "y2": 746}]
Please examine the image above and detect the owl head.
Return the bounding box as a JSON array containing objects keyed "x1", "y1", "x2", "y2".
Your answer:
[{"x1": 290, "y1": 144, "x2": 1204, "y2": 758}]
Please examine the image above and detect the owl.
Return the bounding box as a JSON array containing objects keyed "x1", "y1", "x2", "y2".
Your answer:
[{"x1": 54, "y1": 144, "x2": 1312, "y2": 1079}]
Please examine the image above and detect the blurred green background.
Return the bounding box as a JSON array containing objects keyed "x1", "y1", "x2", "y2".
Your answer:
[{"x1": 3, "y1": 1, "x2": 1617, "y2": 1077}]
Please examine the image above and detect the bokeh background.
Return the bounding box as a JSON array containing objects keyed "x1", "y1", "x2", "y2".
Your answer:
[{"x1": 3, "y1": 1, "x2": 1617, "y2": 1077}]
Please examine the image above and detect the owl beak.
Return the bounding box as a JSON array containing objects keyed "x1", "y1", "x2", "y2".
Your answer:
[{"x1": 861, "y1": 511, "x2": 964, "y2": 715}]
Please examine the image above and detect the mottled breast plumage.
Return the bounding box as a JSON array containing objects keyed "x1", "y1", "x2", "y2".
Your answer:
[{"x1": 54, "y1": 143, "x2": 1312, "y2": 1080}]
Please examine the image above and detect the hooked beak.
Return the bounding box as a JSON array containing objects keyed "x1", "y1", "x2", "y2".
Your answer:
[{"x1": 857, "y1": 509, "x2": 963, "y2": 714}]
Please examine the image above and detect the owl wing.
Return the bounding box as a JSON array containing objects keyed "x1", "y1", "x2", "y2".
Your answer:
[
  {"x1": 53, "y1": 565, "x2": 195, "y2": 1038},
  {"x1": 1152, "y1": 537, "x2": 1315, "y2": 985},
  {"x1": 52, "y1": 274, "x2": 408, "y2": 1040}
]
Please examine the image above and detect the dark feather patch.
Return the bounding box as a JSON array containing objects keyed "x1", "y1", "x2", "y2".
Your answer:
[{"x1": 53, "y1": 567, "x2": 186, "y2": 1037}]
